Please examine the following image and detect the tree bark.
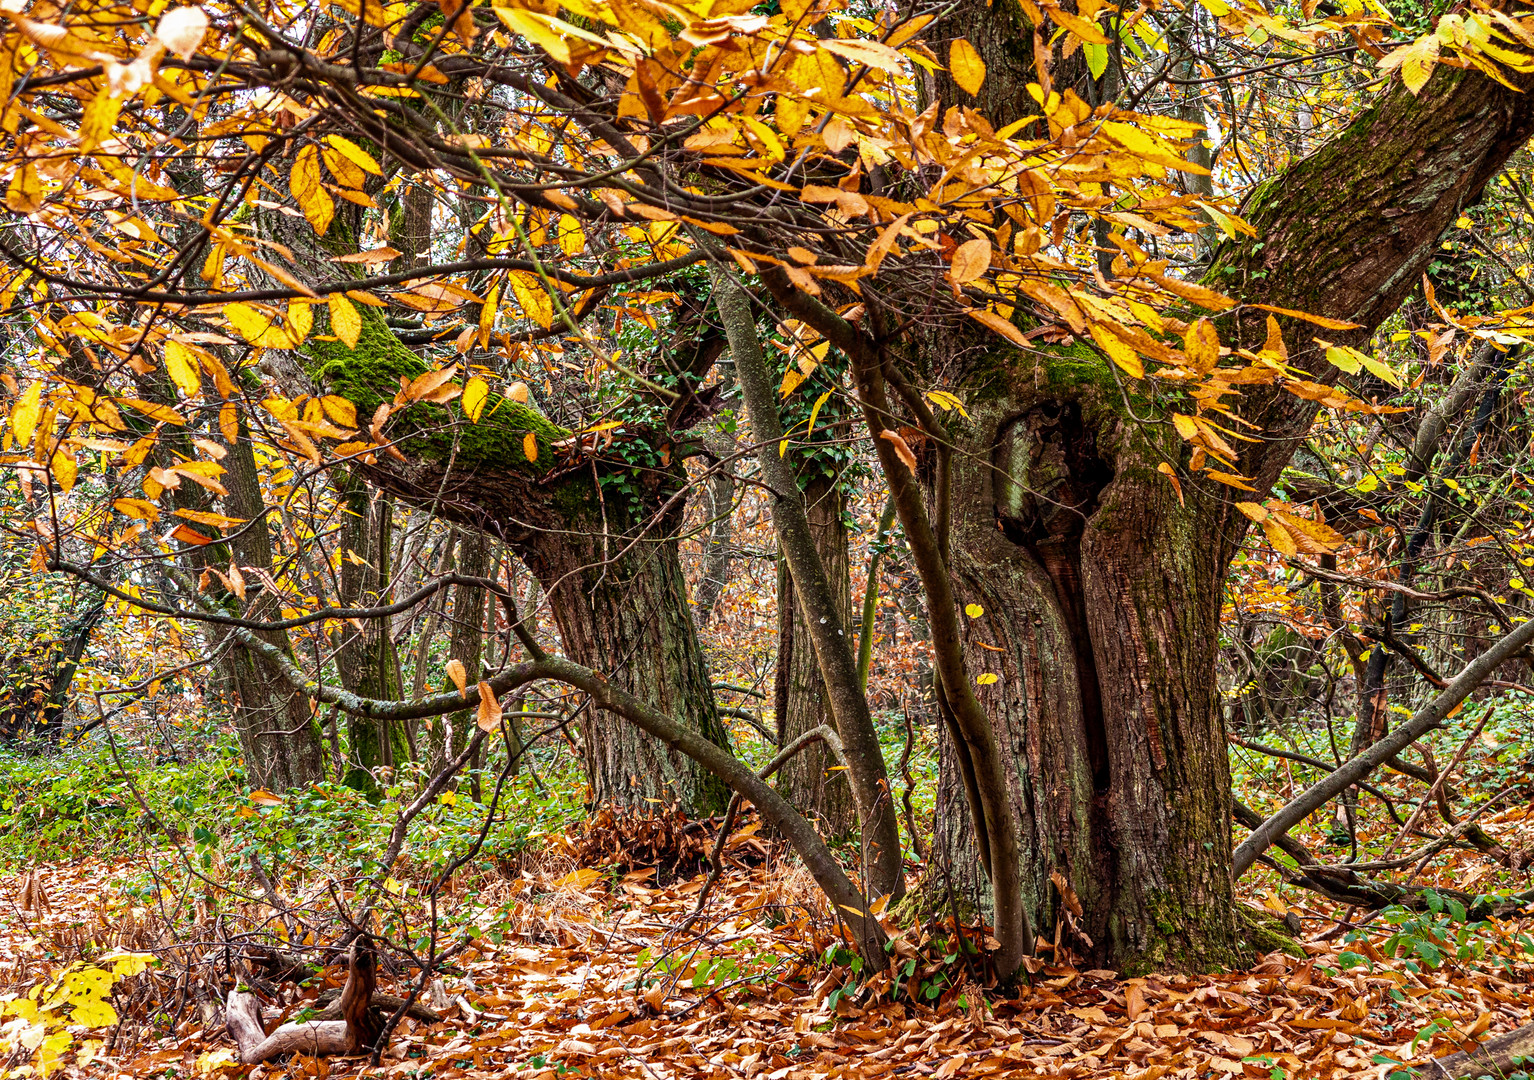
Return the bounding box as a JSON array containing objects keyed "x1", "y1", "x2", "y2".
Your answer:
[
  {"x1": 427, "y1": 527, "x2": 488, "y2": 773},
  {"x1": 334, "y1": 486, "x2": 411, "y2": 792},
  {"x1": 923, "y1": 3, "x2": 1534, "y2": 971},
  {"x1": 775, "y1": 475, "x2": 856, "y2": 837},
  {"x1": 516, "y1": 517, "x2": 730, "y2": 813}
]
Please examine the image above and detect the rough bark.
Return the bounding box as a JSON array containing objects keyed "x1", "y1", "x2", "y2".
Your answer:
[
  {"x1": 925, "y1": 6, "x2": 1534, "y2": 971},
  {"x1": 775, "y1": 475, "x2": 855, "y2": 837},
  {"x1": 518, "y1": 519, "x2": 729, "y2": 813},
  {"x1": 334, "y1": 486, "x2": 411, "y2": 792},
  {"x1": 428, "y1": 527, "x2": 488, "y2": 773}
]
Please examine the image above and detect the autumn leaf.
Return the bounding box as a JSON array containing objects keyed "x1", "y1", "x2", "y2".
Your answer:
[
  {"x1": 463, "y1": 376, "x2": 489, "y2": 422},
  {"x1": 523, "y1": 431, "x2": 538, "y2": 462},
  {"x1": 949, "y1": 38, "x2": 987, "y2": 95},
  {"x1": 328, "y1": 293, "x2": 361, "y2": 349},
  {"x1": 949, "y1": 237, "x2": 991, "y2": 284},
  {"x1": 880, "y1": 429, "x2": 917, "y2": 472},
  {"x1": 163, "y1": 341, "x2": 201, "y2": 397},
  {"x1": 445, "y1": 658, "x2": 467, "y2": 694},
  {"x1": 475, "y1": 680, "x2": 502, "y2": 732},
  {"x1": 155, "y1": 6, "x2": 208, "y2": 59}
]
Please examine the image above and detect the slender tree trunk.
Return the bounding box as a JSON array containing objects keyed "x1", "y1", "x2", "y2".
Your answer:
[
  {"x1": 713, "y1": 265, "x2": 906, "y2": 901},
  {"x1": 202, "y1": 423, "x2": 326, "y2": 792},
  {"x1": 775, "y1": 475, "x2": 855, "y2": 837},
  {"x1": 335, "y1": 488, "x2": 410, "y2": 792},
  {"x1": 430, "y1": 527, "x2": 488, "y2": 773}
]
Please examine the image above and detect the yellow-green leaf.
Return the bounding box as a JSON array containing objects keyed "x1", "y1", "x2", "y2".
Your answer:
[{"x1": 163, "y1": 341, "x2": 201, "y2": 397}]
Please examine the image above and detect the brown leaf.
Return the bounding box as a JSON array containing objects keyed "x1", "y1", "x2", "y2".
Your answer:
[{"x1": 879, "y1": 429, "x2": 917, "y2": 473}]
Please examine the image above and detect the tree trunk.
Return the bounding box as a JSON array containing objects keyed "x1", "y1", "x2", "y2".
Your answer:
[
  {"x1": 429, "y1": 527, "x2": 488, "y2": 773},
  {"x1": 924, "y1": 1, "x2": 1534, "y2": 972},
  {"x1": 518, "y1": 521, "x2": 730, "y2": 814},
  {"x1": 256, "y1": 198, "x2": 733, "y2": 817},
  {"x1": 774, "y1": 475, "x2": 856, "y2": 837},
  {"x1": 200, "y1": 423, "x2": 327, "y2": 792},
  {"x1": 932, "y1": 390, "x2": 1236, "y2": 969},
  {"x1": 334, "y1": 486, "x2": 411, "y2": 792}
]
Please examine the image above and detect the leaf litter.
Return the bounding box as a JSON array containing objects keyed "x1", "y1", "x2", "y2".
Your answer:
[{"x1": 4, "y1": 811, "x2": 1533, "y2": 1080}]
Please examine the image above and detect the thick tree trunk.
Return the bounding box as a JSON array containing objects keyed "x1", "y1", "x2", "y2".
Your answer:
[
  {"x1": 932, "y1": 388, "x2": 1235, "y2": 970},
  {"x1": 775, "y1": 476, "x2": 855, "y2": 837},
  {"x1": 923, "y1": 1, "x2": 1534, "y2": 972},
  {"x1": 518, "y1": 522, "x2": 730, "y2": 814}
]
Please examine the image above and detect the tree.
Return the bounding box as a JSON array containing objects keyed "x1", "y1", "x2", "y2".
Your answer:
[{"x1": 6, "y1": 0, "x2": 1534, "y2": 976}]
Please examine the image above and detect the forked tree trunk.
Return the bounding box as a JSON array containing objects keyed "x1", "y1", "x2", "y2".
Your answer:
[
  {"x1": 775, "y1": 475, "x2": 855, "y2": 836},
  {"x1": 257, "y1": 197, "x2": 732, "y2": 818},
  {"x1": 932, "y1": 389, "x2": 1235, "y2": 968},
  {"x1": 925, "y1": 1, "x2": 1534, "y2": 971}
]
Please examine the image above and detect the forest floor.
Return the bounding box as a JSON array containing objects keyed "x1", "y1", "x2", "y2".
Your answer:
[{"x1": 5, "y1": 827, "x2": 1534, "y2": 1080}]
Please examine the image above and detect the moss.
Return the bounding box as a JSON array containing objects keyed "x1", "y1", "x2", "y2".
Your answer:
[
  {"x1": 303, "y1": 305, "x2": 571, "y2": 475},
  {"x1": 1234, "y1": 905, "x2": 1305, "y2": 960}
]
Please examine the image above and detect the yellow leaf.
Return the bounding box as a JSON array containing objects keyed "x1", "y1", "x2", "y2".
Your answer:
[
  {"x1": 495, "y1": 7, "x2": 572, "y2": 64},
  {"x1": 328, "y1": 293, "x2": 361, "y2": 349},
  {"x1": 50, "y1": 449, "x2": 76, "y2": 493},
  {"x1": 1157, "y1": 461, "x2": 1184, "y2": 506},
  {"x1": 1183, "y1": 317, "x2": 1219, "y2": 373},
  {"x1": 78, "y1": 87, "x2": 124, "y2": 153},
  {"x1": 964, "y1": 603, "x2": 984, "y2": 617},
  {"x1": 523, "y1": 431, "x2": 538, "y2": 462},
  {"x1": 966, "y1": 307, "x2": 1027, "y2": 346},
  {"x1": 949, "y1": 237, "x2": 991, "y2": 283},
  {"x1": 11, "y1": 381, "x2": 41, "y2": 447},
  {"x1": 1088, "y1": 323, "x2": 1144, "y2": 378},
  {"x1": 113, "y1": 497, "x2": 159, "y2": 521},
  {"x1": 284, "y1": 299, "x2": 314, "y2": 348},
  {"x1": 291, "y1": 145, "x2": 333, "y2": 235},
  {"x1": 780, "y1": 367, "x2": 807, "y2": 396},
  {"x1": 224, "y1": 302, "x2": 276, "y2": 346},
  {"x1": 155, "y1": 6, "x2": 208, "y2": 59},
  {"x1": 949, "y1": 37, "x2": 987, "y2": 95},
  {"x1": 1261, "y1": 517, "x2": 1298, "y2": 558},
  {"x1": 320, "y1": 395, "x2": 357, "y2": 427},
  {"x1": 507, "y1": 271, "x2": 552, "y2": 329},
  {"x1": 463, "y1": 376, "x2": 489, "y2": 422},
  {"x1": 476, "y1": 680, "x2": 502, "y2": 732},
  {"x1": 557, "y1": 214, "x2": 585, "y2": 256},
  {"x1": 976, "y1": 673, "x2": 999, "y2": 685},
  {"x1": 324, "y1": 134, "x2": 382, "y2": 176},
  {"x1": 163, "y1": 341, "x2": 201, "y2": 397},
  {"x1": 925, "y1": 389, "x2": 969, "y2": 417},
  {"x1": 220, "y1": 402, "x2": 239, "y2": 443}
]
